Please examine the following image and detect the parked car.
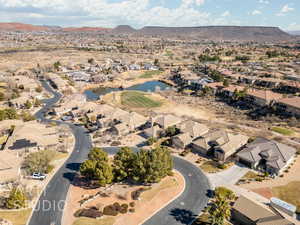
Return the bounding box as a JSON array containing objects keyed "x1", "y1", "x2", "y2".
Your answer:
[{"x1": 31, "y1": 172, "x2": 46, "y2": 180}]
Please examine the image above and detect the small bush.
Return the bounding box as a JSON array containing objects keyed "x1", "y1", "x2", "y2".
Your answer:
[
  {"x1": 120, "y1": 204, "x2": 128, "y2": 214},
  {"x1": 113, "y1": 202, "x2": 121, "y2": 211},
  {"x1": 103, "y1": 204, "x2": 118, "y2": 216},
  {"x1": 46, "y1": 164, "x2": 55, "y2": 174},
  {"x1": 217, "y1": 164, "x2": 226, "y2": 169},
  {"x1": 76, "y1": 208, "x2": 102, "y2": 218},
  {"x1": 129, "y1": 202, "x2": 135, "y2": 207},
  {"x1": 129, "y1": 208, "x2": 135, "y2": 213}
]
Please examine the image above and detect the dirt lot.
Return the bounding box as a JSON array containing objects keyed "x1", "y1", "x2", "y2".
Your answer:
[{"x1": 62, "y1": 171, "x2": 184, "y2": 225}]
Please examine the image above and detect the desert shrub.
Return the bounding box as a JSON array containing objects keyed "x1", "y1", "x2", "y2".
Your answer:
[
  {"x1": 214, "y1": 187, "x2": 235, "y2": 201},
  {"x1": 5, "y1": 187, "x2": 27, "y2": 209},
  {"x1": 75, "y1": 208, "x2": 102, "y2": 218},
  {"x1": 129, "y1": 208, "x2": 135, "y2": 213},
  {"x1": 129, "y1": 202, "x2": 135, "y2": 207},
  {"x1": 113, "y1": 202, "x2": 121, "y2": 212},
  {"x1": 103, "y1": 204, "x2": 118, "y2": 216},
  {"x1": 46, "y1": 164, "x2": 55, "y2": 174},
  {"x1": 217, "y1": 164, "x2": 226, "y2": 169},
  {"x1": 120, "y1": 204, "x2": 128, "y2": 214}
]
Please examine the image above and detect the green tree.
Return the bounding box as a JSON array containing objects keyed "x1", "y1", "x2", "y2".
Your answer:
[
  {"x1": 80, "y1": 160, "x2": 96, "y2": 179},
  {"x1": 113, "y1": 147, "x2": 135, "y2": 182},
  {"x1": 5, "y1": 187, "x2": 27, "y2": 209},
  {"x1": 94, "y1": 161, "x2": 113, "y2": 186},
  {"x1": 209, "y1": 195, "x2": 231, "y2": 225},
  {"x1": 132, "y1": 146, "x2": 173, "y2": 183},
  {"x1": 88, "y1": 147, "x2": 108, "y2": 161},
  {"x1": 80, "y1": 147, "x2": 113, "y2": 186}
]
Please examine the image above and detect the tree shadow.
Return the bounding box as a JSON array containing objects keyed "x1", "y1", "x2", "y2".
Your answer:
[
  {"x1": 169, "y1": 208, "x2": 197, "y2": 224},
  {"x1": 66, "y1": 162, "x2": 81, "y2": 171},
  {"x1": 63, "y1": 172, "x2": 76, "y2": 182}
]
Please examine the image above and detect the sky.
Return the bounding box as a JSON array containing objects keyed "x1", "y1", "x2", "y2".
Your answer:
[{"x1": 0, "y1": 0, "x2": 299, "y2": 30}]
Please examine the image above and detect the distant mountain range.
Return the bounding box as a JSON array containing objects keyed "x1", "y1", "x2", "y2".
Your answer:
[
  {"x1": 0, "y1": 22, "x2": 295, "y2": 42},
  {"x1": 287, "y1": 30, "x2": 300, "y2": 35}
]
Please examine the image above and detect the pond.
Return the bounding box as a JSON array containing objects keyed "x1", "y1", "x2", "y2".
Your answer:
[{"x1": 84, "y1": 80, "x2": 172, "y2": 101}]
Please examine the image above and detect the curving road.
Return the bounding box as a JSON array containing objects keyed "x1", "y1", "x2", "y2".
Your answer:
[{"x1": 28, "y1": 80, "x2": 210, "y2": 225}]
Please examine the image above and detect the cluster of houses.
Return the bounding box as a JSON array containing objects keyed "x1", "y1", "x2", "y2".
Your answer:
[
  {"x1": 0, "y1": 72, "x2": 44, "y2": 110},
  {"x1": 54, "y1": 60, "x2": 159, "y2": 85},
  {"x1": 171, "y1": 69, "x2": 300, "y2": 119},
  {"x1": 53, "y1": 94, "x2": 297, "y2": 177}
]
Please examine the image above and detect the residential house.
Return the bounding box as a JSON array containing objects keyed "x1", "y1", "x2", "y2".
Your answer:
[
  {"x1": 143, "y1": 125, "x2": 162, "y2": 139},
  {"x1": 55, "y1": 94, "x2": 86, "y2": 116},
  {"x1": 232, "y1": 195, "x2": 295, "y2": 225},
  {"x1": 191, "y1": 129, "x2": 248, "y2": 161},
  {"x1": 151, "y1": 114, "x2": 182, "y2": 129},
  {"x1": 246, "y1": 89, "x2": 283, "y2": 107},
  {"x1": 172, "y1": 133, "x2": 193, "y2": 149},
  {"x1": 236, "y1": 138, "x2": 296, "y2": 176},
  {"x1": 4, "y1": 121, "x2": 59, "y2": 152},
  {"x1": 171, "y1": 120, "x2": 209, "y2": 149},
  {"x1": 177, "y1": 120, "x2": 209, "y2": 139},
  {"x1": 276, "y1": 97, "x2": 300, "y2": 118}
]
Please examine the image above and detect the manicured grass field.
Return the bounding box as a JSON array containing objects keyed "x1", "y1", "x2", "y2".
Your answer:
[
  {"x1": 0, "y1": 208, "x2": 31, "y2": 225},
  {"x1": 139, "y1": 70, "x2": 162, "y2": 79},
  {"x1": 272, "y1": 181, "x2": 300, "y2": 213},
  {"x1": 271, "y1": 127, "x2": 294, "y2": 136},
  {"x1": 121, "y1": 91, "x2": 162, "y2": 108},
  {"x1": 73, "y1": 217, "x2": 115, "y2": 225}
]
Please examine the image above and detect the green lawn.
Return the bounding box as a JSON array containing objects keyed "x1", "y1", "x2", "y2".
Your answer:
[
  {"x1": 121, "y1": 91, "x2": 162, "y2": 108},
  {"x1": 139, "y1": 70, "x2": 162, "y2": 79},
  {"x1": 271, "y1": 127, "x2": 294, "y2": 136},
  {"x1": 0, "y1": 209, "x2": 31, "y2": 225},
  {"x1": 72, "y1": 217, "x2": 115, "y2": 225},
  {"x1": 272, "y1": 181, "x2": 300, "y2": 213}
]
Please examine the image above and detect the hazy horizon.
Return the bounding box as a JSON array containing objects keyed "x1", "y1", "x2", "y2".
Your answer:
[{"x1": 0, "y1": 0, "x2": 299, "y2": 31}]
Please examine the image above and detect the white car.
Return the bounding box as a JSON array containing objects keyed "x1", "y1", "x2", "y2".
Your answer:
[{"x1": 31, "y1": 172, "x2": 46, "y2": 180}]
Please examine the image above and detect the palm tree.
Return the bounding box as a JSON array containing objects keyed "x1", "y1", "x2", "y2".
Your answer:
[{"x1": 209, "y1": 195, "x2": 231, "y2": 225}]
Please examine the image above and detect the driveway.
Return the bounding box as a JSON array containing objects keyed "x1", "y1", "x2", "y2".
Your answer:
[{"x1": 207, "y1": 164, "x2": 249, "y2": 188}]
